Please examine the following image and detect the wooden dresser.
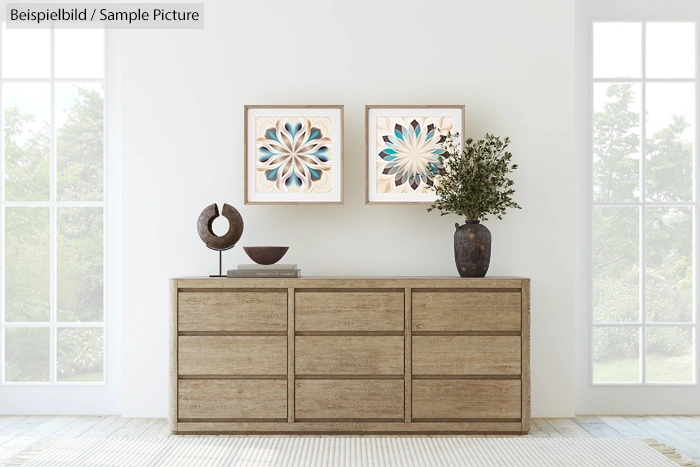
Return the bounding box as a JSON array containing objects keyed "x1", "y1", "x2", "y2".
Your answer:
[{"x1": 170, "y1": 277, "x2": 530, "y2": 434}]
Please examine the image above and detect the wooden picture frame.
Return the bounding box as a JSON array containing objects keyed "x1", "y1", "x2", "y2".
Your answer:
[
  {"x1": 244, "y1": 105, "x2": 344, "y2": 204},
  {"x1": 365, "y1": 105, "x2": 465, "y2": 204}
]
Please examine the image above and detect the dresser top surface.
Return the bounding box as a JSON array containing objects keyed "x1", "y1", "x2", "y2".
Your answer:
[{"x1": 172, "y1": 276, "x2": 530, "y2": 289}]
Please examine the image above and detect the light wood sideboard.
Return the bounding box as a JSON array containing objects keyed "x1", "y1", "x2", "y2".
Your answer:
[{"x1": 170, "y1": 277, "x2": 530, "y2": 434}]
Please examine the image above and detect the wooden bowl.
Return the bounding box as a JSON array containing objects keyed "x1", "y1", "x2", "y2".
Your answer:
[{"x1": 243, "y1": 246, "x2": 289, "y2": 265}]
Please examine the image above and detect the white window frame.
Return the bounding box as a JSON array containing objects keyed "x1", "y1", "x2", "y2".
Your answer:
[
  {"x1": 590, "y1": 20, "x2": 698, "y2": 387},
  {"x1": 0, "y1": 23, "x2": 121, "y2": 414},
  {"x1": 577, "y1": 0, "x2": 700, "y2": 415}
]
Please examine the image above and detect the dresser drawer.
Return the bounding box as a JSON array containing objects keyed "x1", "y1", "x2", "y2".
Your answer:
[
  {"x1": 412, "y1": 380, "x2": 521, "y2": 419},
  {"x1": 412, "y1": 291, "x2": 521, "y2": 332},
  {"x1": 178, "y1": 336, "x2": 286, "y2": 375},
  {"x1": 178, "y1": 380, "x2": 287, "y2": 420},
  {"x1": 296, "y1": 336, "x2": 404, "y2": 375},
  {"x1": 296, "y1": 291, "x2": 404, "y2": 332},
  {"x1": 178, "y1": 291, "x2": 287, "y2": 332},
  {"x1": 295, "y1": 380, "x2": 403, "y2": 420},
  {"x1": 413, "y1": 336, "x2": 521, "y2": 375}
]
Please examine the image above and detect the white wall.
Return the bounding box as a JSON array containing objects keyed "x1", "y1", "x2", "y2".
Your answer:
[{"x1": 120, "y1": 0, "x2": 575, "y2": 417}]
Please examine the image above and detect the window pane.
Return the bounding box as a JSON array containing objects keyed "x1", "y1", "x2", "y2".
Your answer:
[
  {"x1": 55, "y1": 30, "x2": 104, "y2": 78},
  {"x1": 646, "y1": 23, "x2": 695, "y2": 79},
  {"x1": 593, "y1": 207, "x2": 640, "y2": 322},
  {"x1": 1, "y1": 25, "x2": 50, "y2": 78},
  {"x1": 594, "y1": 23, "x2": 642, "y2": 79},
  {"x1": 57, "y1": 207, "x2": 104, "y2": 322},
  {"x1": 4, "y1": 207, "x2": 50, "y2": 322},
  {"x1": 593, "y1": 327, "x2": 640, "y2": 383},
  {"x1": 57, "y1": 327, "x2": 104, "y2": 382},
  {"x1": 3, "y1": 83, "x2": 51, "y2": 201},
  {"x1": 646, "y1": 327, "x2": 694, "y2": 383},
  {"x1": 646, "y1": 83, "x2": 695, "y2": 202},
  {"x1": 4, "y1": 327, "x2": 50, "y2": 382},
  {"x1": 56, "y1": 84, "x2": 104, "y2": 202},
  {"x1": 593, "y1": 83, "x2": 641, "y2": 202},
  {"x1": 646, "y1": 207, "x2": 693, "y2": 323}
]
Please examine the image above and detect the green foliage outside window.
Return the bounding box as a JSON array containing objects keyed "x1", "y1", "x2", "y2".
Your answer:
[
  {"x1": 593, "y1": 84, "x2": 693, "y2": 364},
  {"x1": 4, "y1": 86, "x2": 104, "y2": 382}
]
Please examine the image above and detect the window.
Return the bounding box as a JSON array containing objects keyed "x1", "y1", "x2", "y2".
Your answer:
[
  {"x1": 592, "y1": 22, "x2": 697, "y2": 385},
  {"x1": 1, "y1": 26, "x2": 106, "y2": 384}
]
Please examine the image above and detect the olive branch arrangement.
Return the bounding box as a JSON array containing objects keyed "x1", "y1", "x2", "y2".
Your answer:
[{"x1": 427, "y1": 132, "x2": 522, "y2": 222}]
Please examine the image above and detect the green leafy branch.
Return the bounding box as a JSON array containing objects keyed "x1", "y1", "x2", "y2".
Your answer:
[{"x1": 427, "y1": 132, "x2": 521, "y2": 222}]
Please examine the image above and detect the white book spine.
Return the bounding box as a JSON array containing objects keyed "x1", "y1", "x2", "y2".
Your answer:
[
  {"x1": 237, "y1": 264, "x2": 298, "y2": 270},
  {"x1": 227, "y1": 269, "x2": 301, "y2": 278}
]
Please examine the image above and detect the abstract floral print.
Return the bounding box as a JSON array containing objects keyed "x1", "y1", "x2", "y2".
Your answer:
[
  {"x1": 375, "y1": 117, "x2": 454, "y2": 194},
  {"x1": 255, "y1": 117, "x2": 333, "y2": 194}
]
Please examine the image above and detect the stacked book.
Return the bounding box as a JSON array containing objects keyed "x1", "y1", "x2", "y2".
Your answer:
[{"x1": 227, "y1": 264, "x2": 301, "y2": 278}]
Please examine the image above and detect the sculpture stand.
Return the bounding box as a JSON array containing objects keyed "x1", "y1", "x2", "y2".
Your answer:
[
  {"x1": 210, "y1": 250, "x2": 224, "y2": 277},
  {"x1": 208, "y1": 245, "x2": 234, "y2": 278}
]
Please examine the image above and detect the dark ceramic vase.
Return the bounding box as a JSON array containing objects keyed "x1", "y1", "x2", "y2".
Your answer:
[{"x1": 454, "y1": 221, "x2": 491, "y2": 278}]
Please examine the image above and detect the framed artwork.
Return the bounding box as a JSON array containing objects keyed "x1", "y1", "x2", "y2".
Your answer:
[
  {"x1": 244, "y1": 105, "x2": 344, "y2": 204},
  {"x1": 365, "y1": 105, "x2": 465, "y2": 204}
]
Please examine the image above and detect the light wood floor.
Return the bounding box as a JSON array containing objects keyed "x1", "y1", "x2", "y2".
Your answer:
[{"x1": 1, "y1": 416, "x2": 699, "y2": 464}]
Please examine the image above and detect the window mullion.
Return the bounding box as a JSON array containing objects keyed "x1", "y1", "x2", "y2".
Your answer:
[
  {"x1": 3, "y1": 322, "x2": 106, "y2": 328},
  {"x1": 1, "y1": 78, "x2": 104, "y2": 84},
  {"x1": 589, "y1": 18, "x2": 595, "y2": 387},
  {"x1": 102, "y1": 29, "x2": 109, "y2": 386},
  {"x1": 593, "y1": 78, "x2": 696, "y2": 83},
  {"x1": 695, "y1": 19, "x2": 700, "y2": 385},
  {"x1": 592, "y1": 201, "x2": 697, "y2": 206},
  {"x1": 593, "y1": 322, "x2": 697, "y2": 327},
  {"x1": 49, "y1": 27, "x2": 56, "y2": 385},
  {"x1": 0, "y1": 20, "x2": 5, "y2": 385},
  {"x1": 640, "y1": 21, "x2": 647, "y2": 385},
  {"x1": 1, "y1": 201, "x2": 104, "y2": 207}
]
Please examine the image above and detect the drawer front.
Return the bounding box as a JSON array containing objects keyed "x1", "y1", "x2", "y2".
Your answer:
[
  {"x1": 295, "y1": 380, "x2": 404, "y2": 420},
  {"x1": 178, "y1": 380, "x2": 287, "y2": 419},
  {"x1": 412, "y1": 380, "x2": 521, "y2": 419},
  {"x1": 295, "y1": 292, "x2": 404, "y2": 331},
  {"x1": 412, "y1": 291, "x2": 521, "y2": 332},
  {"x1": 413, "y1": 336, "x2": 521, "y2": 375},
  {"x1": 178, "y1": 291, "x2": 287, "y2": 332},
  {"x1": 296, "y1": 336, "x2": 404, "y2": 375},
  {"x1": 178, "y1": 336, "x2": 286, "y2": 375}
]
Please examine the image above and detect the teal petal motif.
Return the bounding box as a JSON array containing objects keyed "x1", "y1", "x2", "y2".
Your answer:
[
  {"x1": 377, "y1": 118, "x2": 448, "y2": 191},
  {"x1": 256, "y1": 117, "x2": 333, "y2": 193}
]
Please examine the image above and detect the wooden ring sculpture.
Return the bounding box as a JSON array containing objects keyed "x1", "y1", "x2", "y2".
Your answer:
[{"x1": 197, "y1": 203, "x2": 244, "y2": 251}]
